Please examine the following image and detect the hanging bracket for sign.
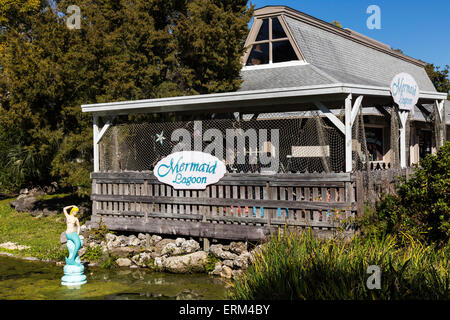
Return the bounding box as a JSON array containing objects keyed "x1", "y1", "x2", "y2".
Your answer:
[{"x1": 390, "y1": 72, "x2": 420, "y2": 112}]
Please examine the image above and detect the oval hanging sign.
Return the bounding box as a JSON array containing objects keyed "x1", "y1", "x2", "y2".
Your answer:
[
  {"x1": 154, "y1": 151, "x2": 226, "y2": 190},
  {"x1": 390, "y1": 72, "x2": 420, "y2": 111}
]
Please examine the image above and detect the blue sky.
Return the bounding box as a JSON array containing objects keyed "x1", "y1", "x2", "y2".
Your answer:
[{"x1": 249, "y1": 0, "x2": 449, "y2": 68}]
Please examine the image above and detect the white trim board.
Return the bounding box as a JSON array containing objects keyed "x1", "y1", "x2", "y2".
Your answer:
[
  {"x1": 81, "y1": 83, "x2": 447, "y2": 115},
  {"x1": 241, "y1": 60, "x2": 309, "y2": 71}
]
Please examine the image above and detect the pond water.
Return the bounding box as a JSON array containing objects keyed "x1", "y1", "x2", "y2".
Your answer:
[{"x1": 0, "y1": 255, "x2": 228, "y2": 300}]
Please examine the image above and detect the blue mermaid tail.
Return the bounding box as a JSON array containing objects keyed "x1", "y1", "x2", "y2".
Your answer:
[
  {"x1": 65, "y1": 232, "x2": 82, "y2": 266},
  {"x1": 61, "y1": 232, "x2": 86, "y2": 286}
]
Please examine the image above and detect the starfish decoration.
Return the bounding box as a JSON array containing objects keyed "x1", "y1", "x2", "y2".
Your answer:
[{"x1": 156, "y1": 130, "x2": 166, "y2": 145}]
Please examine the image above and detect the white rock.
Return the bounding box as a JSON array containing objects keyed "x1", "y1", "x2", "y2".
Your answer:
[
  {"x1": 129, "y1": 237, "x2": 141, "y2": 247},
  {"x1": 131, "y1": 254, "x2": 140, "y2": 265},
  {"x1": 154, "y1": 257, "x2": 163, "y2": 269},
  {"x1": 89, "y1": 242, "x2": 99, "y2": 248},
  {"x1": 233, "y1": 253, "x2": 250, "y2": 269},
  {"x1": 128, "y1": 235, "x2": 138, "y2": 243},
  {"x1": 105, "y1": 233, "x2": 116, "y2": 242},
  {"x1": 162, "y1": 251, "x2": 208, "y2": 273},
  {"x1": 209, "y1": 262, "x2": 223, "y2": 276},
  {"x1": 221, "y1": 250, "x2": 238, "y2": 260},
  {"x1": 107, "y1": 239, "x2": 120, "y2": 250},
  {"x1": 132, "y1": 252, "x2": 152, "y2": 267},
  {"x1": 208, "y1": 244, "x2": 238, "y2": 260},
  {"x1": 151, "y1": 235, "x2": 162, "y2": 245},
  {"x1": 181, "y1": 239, "x2": 200, "y2": 253},
  {"x1": 222, "y1": 259, "x2": 234, "y2": 268},
  {"x1": 0, "y1": 242, "x2": 30, "y2": 251},
  {"x1": 175, "y1": 237, "x2": 186, "y2": 247},
  {"x1": 138, "y1": 233, "x2": 146, "y2": 240},
  {"x1": 209, "y1": 244, "x2": 223, "y2": 259},
  {"x1": 117, "y1": 235, "x2": 128, "y2": 246},
  {"x1": 161, "y1": 242, "x2": 183, "y2": 256},
  {"x1": 230, "y1": 241, "x2": 247, "y2": 255},
  {"x1": 116, "y1": 258, "x2": 132, "y2": 267},
  {"x1": 220, "y1": 265, "x2": 233, "y2": 278}
]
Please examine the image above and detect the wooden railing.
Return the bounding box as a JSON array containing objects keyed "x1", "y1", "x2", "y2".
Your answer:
[
  {"x1": 352, "y1": 168, "x2": 413, "y2": 206},
  {"x1": 369, "y1": 161, "x2": 392, "y2": 170},
  {"x1": 90, "y1": 172, "x2": 357, "y2": 241}
]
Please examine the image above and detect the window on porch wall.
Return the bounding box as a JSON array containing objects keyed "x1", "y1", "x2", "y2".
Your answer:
[
  {"x1": 365, "y1": 127, "x2": 384, "y2": 161},
  {"x1": 418, "y1": 129, "x2": 433, "y2": 159}
]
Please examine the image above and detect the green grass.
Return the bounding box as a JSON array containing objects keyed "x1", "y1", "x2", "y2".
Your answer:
[
  {"x1": 0, "y1": 197, "x2": 67, "y2": 261},
  {"x1": 229, "y1": 228, "x2": 449, "y2": 300}
]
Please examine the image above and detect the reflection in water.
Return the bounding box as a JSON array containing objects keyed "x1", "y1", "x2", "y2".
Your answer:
[{"x1": 0, "y1": 255, "x2": 227, "y2": 300}]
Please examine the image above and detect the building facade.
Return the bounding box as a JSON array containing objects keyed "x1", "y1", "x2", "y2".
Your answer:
[{"x1": 81, "y1": 6, "x2": 447, "y2": 241}]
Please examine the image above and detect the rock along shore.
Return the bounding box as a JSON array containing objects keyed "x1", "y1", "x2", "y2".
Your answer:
[{"x1": 67, "y1": 224, "x2": 261, "y2": 280}]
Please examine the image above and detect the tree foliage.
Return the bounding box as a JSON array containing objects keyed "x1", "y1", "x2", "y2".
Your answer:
[
  {"x1": 425, "y1": 63, "x2": 450, "y2": 98},
  {"x1": 362, "y1": 142, "x2": 450, "y2": 245},
  {"x1": 0, "y1": 0, "x2": 253, "y2": 194}
]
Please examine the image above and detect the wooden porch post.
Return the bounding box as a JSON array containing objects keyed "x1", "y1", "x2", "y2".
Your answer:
[
  {"x1": 436, "y1": 99, "x2": 446, "y2": 148},
  {"x1": 93, "y1": 115, "x2": 100, "y2": 172},
  {"x1": 345, "y1": 94, "x2": 352, "y2": 172},
  {"x1": 93, "y1": 116, "x2": 115, "y2": 173},
  {"x1": 398, "y1": 110, "x2": 409, "y2": 169},
  {"x1": 315, "y1": 94, "x2": 362, "y2": 173}
]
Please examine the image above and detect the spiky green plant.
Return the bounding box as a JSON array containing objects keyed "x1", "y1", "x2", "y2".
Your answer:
[{"x1": 229, "y1": 228, "x2": 449, "y2": 300}]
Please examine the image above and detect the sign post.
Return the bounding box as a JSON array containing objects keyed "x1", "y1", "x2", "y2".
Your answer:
[{"x1": 390, "y1": 73, "x2": 420, "y2": 169}]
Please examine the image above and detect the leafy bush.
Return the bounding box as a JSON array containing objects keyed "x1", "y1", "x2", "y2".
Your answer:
[
  {"x1": 229, "y1": 229, "x2": 449, "y2": 300},
  {"x1": 85, "y1": 219, "x2": 114, "y2": 242},
  {"x1": 82, "y1": 245, "x2": 103, "y2": 262},
  {"x1": 99, "y1": 256, "x2": 118, "y2": 269},
  {"x1": 366, "y1": 142, "x2": 450, "y2": 244},
  {"x1": 204, "y1": 254, "x2": 220, "y2": 272}
]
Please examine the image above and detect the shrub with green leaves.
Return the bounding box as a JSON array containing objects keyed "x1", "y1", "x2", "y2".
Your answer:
[
  {"x1": 369, "y1": 142, "x2": 450, "y2": 244},
  {"x1": 204, "y1": 254, "x2": 220, "y2": 272},
  {"x1": 82, "y1": 245, "x2": 103, "y2": 263}
]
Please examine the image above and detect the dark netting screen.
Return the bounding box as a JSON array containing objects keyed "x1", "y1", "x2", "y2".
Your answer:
[{"x1": 99, "y1": 110, "x2": 351, "y2": 173}]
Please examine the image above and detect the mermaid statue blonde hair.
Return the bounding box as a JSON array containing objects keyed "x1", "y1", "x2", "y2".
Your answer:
[{"x1": 69, "y1": 206, "x2": 79, "y2": 215}]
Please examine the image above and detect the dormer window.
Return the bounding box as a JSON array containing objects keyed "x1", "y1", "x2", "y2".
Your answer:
[{"x1": 245, "y1": 16, "x2": 301, "y2": 66}]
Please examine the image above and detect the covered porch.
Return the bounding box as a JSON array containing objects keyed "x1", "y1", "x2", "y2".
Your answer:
[{"x1": 81, "y1": 82, "x2": 447, "y2": 241}]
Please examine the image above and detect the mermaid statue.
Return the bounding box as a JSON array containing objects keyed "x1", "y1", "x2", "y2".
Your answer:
[{"x1": 61, "y1": 205, "x2": 87, "y2": 286}]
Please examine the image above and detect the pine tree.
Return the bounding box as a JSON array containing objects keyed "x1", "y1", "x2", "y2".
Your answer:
[{"x1": 0, "y1": 0, "x2": 253, "y2": 194}]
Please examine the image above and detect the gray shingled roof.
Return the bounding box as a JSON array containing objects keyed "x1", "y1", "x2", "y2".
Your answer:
[
  {"x1": 240, "y1": 10, "x2": 437, "y2": 93},
  {"x1": 285, "y1": 16, "x2": 436, "y2": 91},
  {"x1": 239, "y1": 64, "x2": 333, "y2": 91}
]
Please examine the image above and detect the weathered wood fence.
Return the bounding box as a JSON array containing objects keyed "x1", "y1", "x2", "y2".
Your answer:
[
  {"x1": 90, "y1": 172, "x2": 358, "y2": 241},
  {"x1": 352, "y1": 168, "x2": 414, "y2": 206}
]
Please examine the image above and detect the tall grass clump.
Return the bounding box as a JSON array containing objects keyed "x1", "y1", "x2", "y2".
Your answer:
[{"x1": 229, "y1": 229, "x2": 449, "y2": 300}]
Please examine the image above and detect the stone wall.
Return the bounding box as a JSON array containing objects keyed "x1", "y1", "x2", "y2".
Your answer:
[{"x1": 74, "y1": 224, "x2": 258, "y2": 280}]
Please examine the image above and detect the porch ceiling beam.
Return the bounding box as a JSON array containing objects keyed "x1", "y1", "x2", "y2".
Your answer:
[
  {"x1": 314, "y1": 101, "x2": 345, "y2": 134},
  {"x1": 374, "y1": 105, "x2": 391, "y2": 119}
]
